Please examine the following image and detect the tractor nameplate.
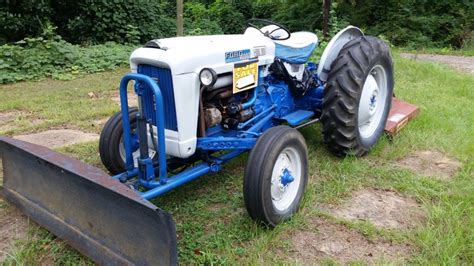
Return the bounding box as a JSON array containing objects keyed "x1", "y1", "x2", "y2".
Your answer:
[{"x1": 225, "y1": 49, "x2": 251, "y2": 63}]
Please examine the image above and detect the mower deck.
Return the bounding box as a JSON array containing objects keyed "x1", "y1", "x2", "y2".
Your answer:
[{"x1": 384, "y1": 98, "x2": 420, "y2": 135}]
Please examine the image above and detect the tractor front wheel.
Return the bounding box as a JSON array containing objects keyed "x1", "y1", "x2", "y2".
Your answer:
[
  {"x1": 243, "y1": 126, "x2": 308, "y2": 227},
  {"x1": 321, "y1": 36, "x2": 394, "y2": 157},
  {"x1": 99, "y1": 108, "x2": 157, "y2": 175}
]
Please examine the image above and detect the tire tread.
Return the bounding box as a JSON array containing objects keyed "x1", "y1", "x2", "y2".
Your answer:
[{"x1": 321, "y1": 36, "x2": 393, "y2": 157}]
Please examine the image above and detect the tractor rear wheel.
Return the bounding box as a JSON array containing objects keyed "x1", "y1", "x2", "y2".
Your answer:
[
  {"x1": 244, "y1": 126, "x2": 308, "y2": 227},
  {"x1": 321, "y1": 36, "x2": 394, "y2": 157}
]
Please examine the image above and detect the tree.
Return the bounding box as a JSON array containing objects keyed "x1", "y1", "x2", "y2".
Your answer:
[
  {"x1": 323, "y1": 0, "x2": 331, "y2": 39},
  {"x1": 177, "y1": 0, "x2": 184, "y2": 36}
]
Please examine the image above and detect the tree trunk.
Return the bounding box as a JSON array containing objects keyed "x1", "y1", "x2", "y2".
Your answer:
[
  {"x1": 323, "y1": 0, "x2": 331, "y2": 40},
  {"x1": 176, "y1": 0, "x2": 184, "y2": 36}
]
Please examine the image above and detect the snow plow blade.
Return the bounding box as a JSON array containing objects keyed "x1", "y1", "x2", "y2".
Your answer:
[{"x1": 0, "y1": 137, "x2": 177, "y2": 265}]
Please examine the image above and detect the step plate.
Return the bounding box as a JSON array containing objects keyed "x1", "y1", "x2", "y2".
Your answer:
[
  {"x1": 283, "y1": 110, "x2": 315, "y2": 126},
  {"x1": 385, "y1": 98, "x2": 420, "y2": 135}
]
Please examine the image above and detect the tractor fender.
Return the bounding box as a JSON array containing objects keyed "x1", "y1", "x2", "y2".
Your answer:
[{"x1": 316, "y1": 26, "x2": 364, "y2": 82}]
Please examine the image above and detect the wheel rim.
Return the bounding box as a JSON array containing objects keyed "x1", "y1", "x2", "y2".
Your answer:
[
  {"x1": 358, "y1": 65, "x2": 388, "y2": 139},
  {"x1": 119, "y1": 132, "x2": 156, "y2": 168},
  {"x1": 271, "y1": 147, "x2": 302, "y2": 212}
]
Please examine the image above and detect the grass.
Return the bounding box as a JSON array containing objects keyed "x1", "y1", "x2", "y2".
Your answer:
[
  {"x1": 395, "y1": 46, "x2": 474, "y2": 57},
  {"x1": 0, "y1": 52, "x2": 473, "y2": 264},
  {"x1": 0, "y1": 67, "x2": 130, "y2": 136}
]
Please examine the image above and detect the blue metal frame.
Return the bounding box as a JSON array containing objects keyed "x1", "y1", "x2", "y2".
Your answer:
[
  {"x1": 113, "y1": 61, "x2": 324, "y2": 200},
  {"x1": 113, "y1": 73, "x2": 274, "y2": 200},
  {"x1": 197, "y1": 137, "x2": 256, "y2": 150},
  {"x1": 119, "y1": 74, "x2": 167, "y2": 183}
]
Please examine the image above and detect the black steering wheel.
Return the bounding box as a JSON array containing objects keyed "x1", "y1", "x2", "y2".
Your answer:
[{"x1": 246, "y1": 19, "x2": 291, "y2": 41}]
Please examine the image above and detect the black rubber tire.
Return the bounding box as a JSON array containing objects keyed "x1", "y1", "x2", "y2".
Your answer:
[
  {"x1": 99, "y1": 108, "x2": 138, "y2": 174},
  {"x1": 321, "y1": 36, "x2": 394, "y2": 157},
  {"x1": 243, "y1": 126, "x2": 308, "y2": 227}
]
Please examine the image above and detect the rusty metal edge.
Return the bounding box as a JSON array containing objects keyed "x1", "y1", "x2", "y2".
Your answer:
[
  {"x1": 0, "y1": 187, "x2": 130, "y2": 264},
  {"x1": 0, "y1": 137, "x2": 178, "y2": 265},
  {"x1": 0, "y1": 136, "x2": 154, "y2": 209}
]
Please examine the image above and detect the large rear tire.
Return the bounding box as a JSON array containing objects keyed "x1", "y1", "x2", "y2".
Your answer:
[
  {"x1": 243, "y1": 126, "x2": 308, "y2": 227},
  {"x1": 321, "y1": 36, "x2": 394, "y2": 157}
]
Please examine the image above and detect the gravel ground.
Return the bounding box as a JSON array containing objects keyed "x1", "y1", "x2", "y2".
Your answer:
[{"x1": 400, "y1": 53, "x2": 474, "y2": 74}]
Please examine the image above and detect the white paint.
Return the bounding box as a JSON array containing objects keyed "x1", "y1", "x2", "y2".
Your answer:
[
  {"x1": 388, "y1": 113, "x2": 405, "y2": 123},
  {"x1": 271, "y1": 146, "x2": 302, "y2": 212},
  {"x1": 129, "y1": 29, "x2": 317, "y2": 158},
  {"x1": 317, "y1": 26, "x2": 364, "y2": 82}
]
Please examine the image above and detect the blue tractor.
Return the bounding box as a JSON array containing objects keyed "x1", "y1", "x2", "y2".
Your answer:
[{"x1": 0, "y1": 20, "x2": 394, "y2": 264}]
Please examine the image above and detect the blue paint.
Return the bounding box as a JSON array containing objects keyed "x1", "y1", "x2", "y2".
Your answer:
[
  {"x1": 225, "y1": 49, "x2": 251, "y2": 63},
  {"x1": 113, "y1": 60, "x2": 328, "y2": 201},
  {"x1": 280, "y1": 168, "x2": 294, "y2": 186},
  {"x1": 119, "y1": 73, "x2": 168, "y2": 183},
  {"x1": 241, "y1": 87, "x2": 258, "y2": 110},
  {"x1": 140, "y1": 150, "x2": 243, "y2": 199},
  {"x1": 241, "y1": 111, "x2": 275, "y2": 137},
  {"x1": 282, "y1": 110, "x2": 314, "y2": 126},
  {"x1": 238, "y1": 104, "x2": 275, "y2": 130},
  {"x1": 275, "y1": 42, "x2": 317, "y2": 64},
  {"x1": 197, "y1": 137, "x2": 257, "y2": 150},
  {"x1": 137, "y1": 65, "x2": 178, "y2": 131},
  {"x1": 370, "y1": 94, "x2": 376, "y2": 108}
]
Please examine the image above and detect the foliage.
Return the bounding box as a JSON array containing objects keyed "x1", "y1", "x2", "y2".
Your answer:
[
  {"x1": 184, "y1": 2, "x2": 222, "y2": 35},
  {"x1": 232, "y1": 0, "x2": 254, "y2": 20},
  {"x1": 54, "y1": 0, "x2": 176, "y2": 44},
  {"x1": 0, "y1": 25, "x2": 133, "y2": 84},
  {"x1": 2, "y1": 0, "x2": 472, "y2": 49},
  {"x1": 209, "y1": 1, "x2": 246, "y2": 34},
  {"x1": 0, "y1": 0, "x2": 52, "y2": 44},
  {"x1": 256, "y1": 0, "x2": 473, "y2": 48},
  {"x1": 335, "y1": 0, "x2": 474, "y2": 48},
  {"x1": 272, "y1": 0, "x2": 324, "y2": 33},
  {"x1": 252, "y1": 1, "x2": 279, "y2": 20}
]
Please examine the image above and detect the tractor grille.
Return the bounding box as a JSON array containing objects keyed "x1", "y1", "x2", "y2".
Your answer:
[{"x1": 137, "y1": 65, "x2": 178, "y2": 131}]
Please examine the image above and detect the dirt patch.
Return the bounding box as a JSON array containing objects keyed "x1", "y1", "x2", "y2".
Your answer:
[
  {"x1": 397, "y1": 150, "x2": 461, "y2": 180},
  {"x1": 287, "y1": 218, "x2": 412, "y2": 264},
  {"x1": 325, "y1": 189, "x2": 424, "y2": 229},
  {"x1": 92, "y1": 117, "x2": 109, "y2": 128},
  {"x1": 0, "y1": 111, "x2": 24, "y2": 132},
  {"x1": 14, "y1": 129, "x2": 99, "y2": 149},
  {"x1": 0, "y1": 110, "x2": 44, "y2": 133},
  {"x1": 0, "y1": 200, "x2": 29, "y2": 262},
  {"x1": 400, "y1": 53, "x2": 474, "y2": 74},
  {"x1": 111, "y1": 91, "x2": 138, "y2": 106},
  {"x1": 0, "y1": 111, "x2": 21, "y2": 125}
]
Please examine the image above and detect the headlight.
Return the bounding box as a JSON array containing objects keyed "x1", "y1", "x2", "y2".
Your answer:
[{"x1": 199, "y1": 68, "x2": 217, "y2": 87}]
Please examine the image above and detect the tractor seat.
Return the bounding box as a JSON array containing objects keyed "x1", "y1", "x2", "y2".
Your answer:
[{"x1": 273, "y1": 32, "x2": 318, "y2": 64}]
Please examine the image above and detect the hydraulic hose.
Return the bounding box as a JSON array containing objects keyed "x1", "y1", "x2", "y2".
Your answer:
[{"x1": 241, "y1": 88, "x2": 258, "y2": 109}]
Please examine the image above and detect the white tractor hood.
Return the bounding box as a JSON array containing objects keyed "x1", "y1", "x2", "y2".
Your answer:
[{"x1": 130, "y1": 34, "x2": 276, "y2": 75}]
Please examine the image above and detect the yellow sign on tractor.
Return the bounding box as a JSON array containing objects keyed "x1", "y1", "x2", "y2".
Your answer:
[{"x1": 233, "y1": 60, "x2": 258, "y2": 93}]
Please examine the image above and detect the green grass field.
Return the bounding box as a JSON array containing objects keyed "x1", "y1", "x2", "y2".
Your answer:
[
  {"x1": 396, "y1": 47, "x2": 474, "y2": 57},
  {"x1": 1, "y1": 53, "x2": 473, "y2": 264}
]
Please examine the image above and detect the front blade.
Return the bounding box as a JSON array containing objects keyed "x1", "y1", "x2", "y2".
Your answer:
[{"x1": 0, "y1": 137, "x2": 177, "y2": 265}]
